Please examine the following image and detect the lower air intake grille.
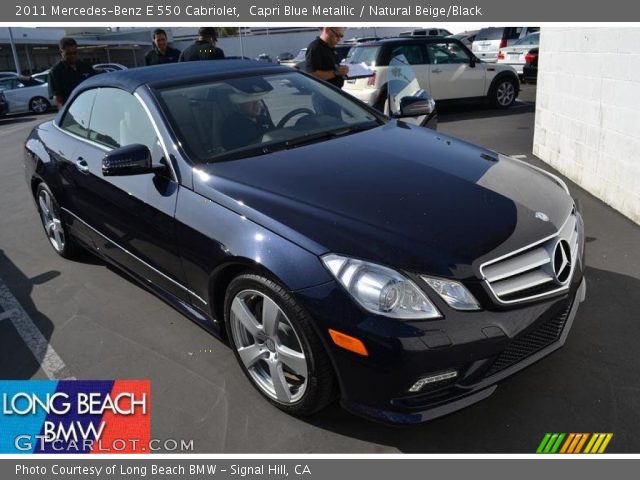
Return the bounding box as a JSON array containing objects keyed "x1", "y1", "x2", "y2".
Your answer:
[{"x1": 484, "y1": 301, "x2": 572, "y2": 377}]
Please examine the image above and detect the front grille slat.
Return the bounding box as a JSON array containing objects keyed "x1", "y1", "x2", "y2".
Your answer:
[
  {"x1": 484, "y1": 301, "x2": 572, "y2": 377},
  {"x1": 492, "y1": 269, "x2": 554, "y2": 297},
  {"x1": 483, "y1": 247, "x2": 550, "y2": 282},
  {"x1": 481, "y1": 210, "x2": 580, "y2": 303}
]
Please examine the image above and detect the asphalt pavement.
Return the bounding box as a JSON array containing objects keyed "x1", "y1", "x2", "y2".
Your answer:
[{"x1": 1, "y1": 85, "x2": 639, "y2": 452}]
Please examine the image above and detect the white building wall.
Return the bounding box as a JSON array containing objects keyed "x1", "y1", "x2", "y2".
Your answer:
[{"x1": 533, "y1": 27, "x2": 640, "y2": 224}]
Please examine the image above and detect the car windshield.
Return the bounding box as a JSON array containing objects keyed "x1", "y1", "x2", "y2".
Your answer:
[
  {"x1": 514, "y1": 33, "x2": 540, "y2": 46},
  {"x1": 157, "y1": 71, "x2": 382, "y2": 164},
  {"x1": 476, "y1": 28, "x2": 504, "y2": 41}
]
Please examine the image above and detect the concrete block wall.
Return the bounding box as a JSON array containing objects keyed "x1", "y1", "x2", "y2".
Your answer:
[{"x1": 533, "y1": 27, "x2": 640, "y2": 224}]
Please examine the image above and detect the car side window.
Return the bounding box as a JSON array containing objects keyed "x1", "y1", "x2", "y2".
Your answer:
[
  {"x1": 87, "y1": 88, "x2": 162, "y2": 160},
  {"x1": 427, "y1": 42, "x2": 471, "y2": 65},
  {"x1": 388, "y1": 45, "x2": 427, "y2": 65},
  {"x1": 59, "y1": 89, "x2": 97, "y2": 138}
]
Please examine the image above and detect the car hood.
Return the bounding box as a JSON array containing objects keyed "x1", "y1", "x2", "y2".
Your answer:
[{"x1": 194, "y1": 122, "x2": 573, "y2": 278}]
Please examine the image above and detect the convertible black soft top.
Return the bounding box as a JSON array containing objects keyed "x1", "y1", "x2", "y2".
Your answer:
[{"x1": 75, "y1": 60, "x2": 290, "y2": 95}]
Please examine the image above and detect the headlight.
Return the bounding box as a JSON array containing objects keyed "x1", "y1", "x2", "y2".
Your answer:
[
  {"x1": 322, "y1": 254, "x2": 441, "y2": 319},
  {"x1": 421, "y1": 276, "x2": 480, "y2": 311}
]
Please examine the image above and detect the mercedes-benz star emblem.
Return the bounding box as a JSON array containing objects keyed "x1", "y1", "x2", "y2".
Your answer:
[
  {"x1": 552, "y1": 239, "x2": 572, "y2": 284},
  {"x1": 535, "y1": 211, "x2": 549, "y2": 222}
]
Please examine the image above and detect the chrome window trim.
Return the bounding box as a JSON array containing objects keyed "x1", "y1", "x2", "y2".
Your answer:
[
  {"x1": 479, "y1": 208, "x2": 579, "y2": 305},
  {"x1": 62, "y1": 207, "x2": 207, "y2": 305}
]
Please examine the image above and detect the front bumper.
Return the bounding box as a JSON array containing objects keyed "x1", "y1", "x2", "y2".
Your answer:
[{"x1": 295, "y1": 264, "x2": 586, "y2": 424}]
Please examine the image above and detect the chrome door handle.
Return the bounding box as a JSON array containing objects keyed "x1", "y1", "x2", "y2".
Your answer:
[
  {"x1": 432, "y1": 68, "x2": 443, "y2": 74},
  {"x1": 74, "y1": 157, "x2": 89, "y2": 174}
]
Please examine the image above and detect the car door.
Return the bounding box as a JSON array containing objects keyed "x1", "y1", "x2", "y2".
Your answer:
[
  {"x1": 67, "y1": 87, "x2": 189, "y2": 301},
  {"x1": 425, "y1": 40, "x2": 486, "y2": 100},
  {"x1": 0, "y1": 78, "x2": 29, "y2": 112}
]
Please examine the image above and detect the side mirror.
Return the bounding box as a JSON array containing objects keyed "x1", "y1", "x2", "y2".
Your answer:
[
  {"x1": 469, "y1": 56, "x2": 476, "y2": 68},
  {"x1": 397, "y1": 90, "x2": 436, "y2": 118},
  {"x1": 102, "y1": 144, "x2": 163, "y2": 176}
]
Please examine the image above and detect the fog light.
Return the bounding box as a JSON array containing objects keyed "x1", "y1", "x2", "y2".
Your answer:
[{"x1": 409, "y1": 371, "x2": 458, "y2": 392}]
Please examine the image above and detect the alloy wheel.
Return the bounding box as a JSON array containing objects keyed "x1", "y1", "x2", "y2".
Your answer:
[
  {"x1": 496, "y1": 81, "x2": 516, "y2": 106},
  {"x1": 38, "y1": 189, "x2": 65, "y2": 252},
  {"x1": 30, "y1": 97, "x2": 49, "y2": 113},
  {"x1": 229, "y1": 289, "x2": 308, "y2": 404}
]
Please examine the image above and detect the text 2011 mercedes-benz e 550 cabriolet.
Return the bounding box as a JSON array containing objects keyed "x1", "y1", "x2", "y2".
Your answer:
[{"x1": 24, "y1": 60, "x2": 585, "y2": 424}]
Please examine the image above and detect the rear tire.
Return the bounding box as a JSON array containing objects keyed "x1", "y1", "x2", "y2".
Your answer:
[
  {"x1": 36, "y1": 183, "x2": 77, "y2": 259},
  {"x1": 489, "y1": 77, "x2": 518, "y2": 108},
  {"x1": 224, "y1": 273, "x2": 337, "y2": 416}
]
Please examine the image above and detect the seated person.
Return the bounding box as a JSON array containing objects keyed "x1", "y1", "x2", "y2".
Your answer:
[{"x1": 221, "y1": 96, "x2": 273, "y2": 151}]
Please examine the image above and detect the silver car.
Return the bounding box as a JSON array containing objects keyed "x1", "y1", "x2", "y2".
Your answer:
[
  {"x1": 496, "y1": 32, "x2": 540, "y2": 74},
  {"x1": 472, "y1": 27, "x2": 539, "y2": 63},
  {"x1": 0, "y1": 76, "x2": 51, "y2": 114}
]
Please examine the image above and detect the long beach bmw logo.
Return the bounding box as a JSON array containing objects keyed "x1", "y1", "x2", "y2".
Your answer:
[
  {"x1": 535, "y1": 211, "x2": 550, "y2": 222},
  {"x1": 553, "y1": 239, "x2": 572, "y2": 284}
]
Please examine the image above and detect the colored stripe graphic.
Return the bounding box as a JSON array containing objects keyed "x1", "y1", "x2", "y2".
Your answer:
[
  {"x1": 539, "y1": 433, "x2": 613, "y2": 454},
  {"x1": 93, "y1": 380, "x2": 151, "y2": 454},
  {"x1": 34, "y1": 380, "x2": 115, "y2": 453}
]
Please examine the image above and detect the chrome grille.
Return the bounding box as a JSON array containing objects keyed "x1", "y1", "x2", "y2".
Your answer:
[{"x1": 481, "y1": 210, "x2": 580, "y2": 304}]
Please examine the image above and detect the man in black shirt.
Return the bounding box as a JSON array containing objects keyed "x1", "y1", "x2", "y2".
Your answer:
[
  {"x1": 145, "y1": 28, "x2": 181, "y2": 66},
  {"x1": 305, "y1": 27, "x2": 349, "y2": 88},
  {"x1": 48, "y1": 37, "x2": 94, "y2": 107},
  {"x1": 179, "y1": 27, "x2": 225, "y2": 62}
]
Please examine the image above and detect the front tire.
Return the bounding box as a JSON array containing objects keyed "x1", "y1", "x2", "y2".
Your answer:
[
  {"x1": 29, "y1": 96, "x2": 50, "y2": 114},
  {"x1": 489, "y1": 77, "x2": 518, "y2": 108},
  {"x1": 224, "y1": 273, "x2": 337, "y2": 416},
  {"x1": 36, "y1": 183, "x2": 77, "y2": 258}
]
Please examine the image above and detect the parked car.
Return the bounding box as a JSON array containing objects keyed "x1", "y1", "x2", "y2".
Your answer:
[
  {"x1": 497, "y1": 32, "x2": 540, "y2": 74},
  {"x1": 0, "y1": 76, "x2": 51, "y2": 114},
  {"x1": 0, "y1": 91, "x2": 8, "y2": 116},
  {"x1": 522, "y1": 48, "x2": 539, "y2": 84},
  {"x1": 279, "y1": 48, "x2": 306, "y2": 68},
  {"x1": 448, "y1": 30, "x2": 479, "y2": 49},
  {"x1": 276, "y1": 52, "x2": 294, "y2": 63},
  {"x1": 472, "y1": 27, "x2": 540, "y2": 63},
  {"x1": 31, "y1": 70, "x2": 50, "y2": 83},
  {"x1": 255, "y1": 53, "x2": 274, "y2": 63},
  {"x1": 399, "y1": 28, "x2": 453, "y2": 37},
  {"x1": 25, "y1": 60, "x2": 585, "y2": 424},
  {"x1": 344, "y1": 37, "x2": 520, "y2": 109}
]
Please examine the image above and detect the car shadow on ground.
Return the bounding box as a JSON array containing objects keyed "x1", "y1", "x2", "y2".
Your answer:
[
  {"x1": 300, "y1": 265, "x2": 640, "y2": 453},
  {"x1": 437, "y1": 101, "x2": 535, "y2": 123},
  {"x1": 0, "y1": 249, "x2": 58, "y2": 379}
]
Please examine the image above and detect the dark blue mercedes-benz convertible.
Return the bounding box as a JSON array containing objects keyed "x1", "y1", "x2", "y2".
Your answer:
[{"x1": 24, "y1": 60, "x2": 585, "y2": 423}]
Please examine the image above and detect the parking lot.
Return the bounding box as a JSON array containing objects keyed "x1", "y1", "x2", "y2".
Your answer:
[{"x1": 1, "y1": 83, "x2": 639, "y2": 453}]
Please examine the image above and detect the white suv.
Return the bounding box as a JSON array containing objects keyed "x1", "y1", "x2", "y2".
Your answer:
[{"x1": 343, "y1": 37, "x2": 521, "y2": 109}]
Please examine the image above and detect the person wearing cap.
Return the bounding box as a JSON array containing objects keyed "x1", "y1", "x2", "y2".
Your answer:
[
  {"x1": 220, "y1": 94, "x2": 272, "y2": 151},
  {"x1": 179, "y1": 27, "x2": 225, "y2": 62},
  {"x1": 305, "y1": 27, "x2": 349, "y2": 89},
  {"x1": 145, "y1": 28, "x2": 181, "y2": 66}
]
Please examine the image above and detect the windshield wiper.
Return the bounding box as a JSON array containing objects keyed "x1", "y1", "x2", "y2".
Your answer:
[
  {"x1": 283, "y1": 121, "x2": 379, "y2": 148},
  {"x1": 207, "y1": 121, "x2": 379, "y2": 163}
]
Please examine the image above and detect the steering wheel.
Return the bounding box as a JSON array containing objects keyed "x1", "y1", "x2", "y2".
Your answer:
[{"x1": 276, "y1": 108, "x2": 315, "y2": 128}]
